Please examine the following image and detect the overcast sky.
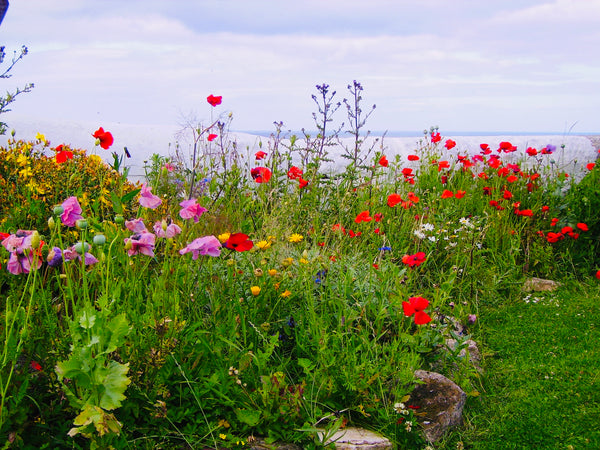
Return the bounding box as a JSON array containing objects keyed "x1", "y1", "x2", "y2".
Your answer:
[{"x1": 2, "y1": 0, "x2": 600, "y2": 134}]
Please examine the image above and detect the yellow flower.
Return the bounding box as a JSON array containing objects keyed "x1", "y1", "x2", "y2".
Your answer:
[
  {"x1": 280, "y1": 290, "x2": 291, "y2": 298},
  {"x1": 218, "y1": 232, "x2": 231, "y2": 243},
  {"x1": 88, "y1": 154, "x2": 103, "y2": 166},
  {"x1": 250, "y1": 286, "x2": 261, "y2": 296},
  {"x1": 288, "y1": 233, "x2": 303, "y2": 243},
  {"x1": 19, "y1": 166, "x2": 32, "y2": 178},
  {"x1": 267, "y1": 235, "x2": 276, "y2": 242},
  {"x1": 268, "y1": 269, "x2": 278, "y2": 276},
  {"x1": 299, "y1": 258, "x2": 309, "y2": 264},
  {"x1": 35, "y1": 132, "x2": 46, "y2": 142},
  {"x1": 219, "y1": 433, "x2": 227, "y2": 440},
  {"x1": 218, "y1": 419, "x2": 230, "y2": 428},
  {"x1": 256, "y1": 240, "x2": 271, "y2": 250},
  {"x1": 17, "y1": 154, "x2": 28, "y2": 166},
  {"x1": 281, "y1": 257, "x2": 294, "y2": 267}
]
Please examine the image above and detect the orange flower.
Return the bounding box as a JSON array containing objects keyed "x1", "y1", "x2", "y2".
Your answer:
[{"x1": 441, "y1": 190, "x2": 454, "y2": 199}]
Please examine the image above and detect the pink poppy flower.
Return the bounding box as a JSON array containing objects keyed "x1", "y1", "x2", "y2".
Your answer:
[
  {"x1": 125, "y1": 218, "x2": 148, "y2": 233},
  {"x1": 179, "y1": 198, "x2": 208, "y2": 223},
  {"x1": 124, "y1": 232, "x2": 156, "y2": 257},
  {"x1": 153, "y1": 220, "x2": 182, "y2": 238},
  {"x1": 139, "y1": 183, "x2": 162, "y2": 209},
  {"x1": 60, "y1": 196, "x2": 83, "y2": 227},
  {"x1": 179, "y1": 235, "x2": 222, "y2": 259}
]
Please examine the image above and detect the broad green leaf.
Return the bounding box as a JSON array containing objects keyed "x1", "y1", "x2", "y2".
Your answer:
[
  {"x1": 79, "y1": 310, "x2": 96, "y2": 329},
  {"x1": 99, "y1": 361, "x2": 131, "y2": 410},
  {"x1": 235, "y1": 408, "x2": 261, "y2": 426},
  {"x1": 121, "y1": 188, "x2": 140, "y2": 203}
]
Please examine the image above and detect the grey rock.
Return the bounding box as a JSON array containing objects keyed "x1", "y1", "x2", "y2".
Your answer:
[
  {"x1": 522, "y1": 277, "x2": 561, "y2": 292},
  {"x1": 319, "y1": 427, "x2": 392, "y2": 449},
  {"x1": 410, "y1": 370, "x2": 467, "y2": 443}
]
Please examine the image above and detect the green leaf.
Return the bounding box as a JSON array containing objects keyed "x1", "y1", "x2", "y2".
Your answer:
[
  {"x1": 79, "y1": 310, "x2": 96, "y2": 329},
  {"x1": 99, "y1": 361, "x2": 131, "y2": 410},
  {"x1": 102, "y1": 314, "x2": 130, "y2": 355},
  {"x1": 110, "y1": 192, "x2": 123, "y2": 214},
  {"x1": 235, "y1": 408, "x2": 261, "y2": 426},
  {"x1": 121, "y1": 188, "x2": 140, "y2": 204}
]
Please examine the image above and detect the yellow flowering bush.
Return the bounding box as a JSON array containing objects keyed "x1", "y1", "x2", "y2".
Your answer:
[{"x1": 0, "y1": 137, "x2": 139, "y2": 230}]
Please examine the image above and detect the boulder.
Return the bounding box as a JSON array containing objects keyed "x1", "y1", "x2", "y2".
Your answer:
[
  {"x1": 319, "y1": 427, "x2": 392, "y2": 449},
  {"x1": 410, "y1": 370, "x2": 467, "y2": 443},
  {"x1": 522, "y1": 277, "x2": 561, "y2": 292},
  {"x1": 445, "y1": 338, "x2": 482, "y2": 372}
]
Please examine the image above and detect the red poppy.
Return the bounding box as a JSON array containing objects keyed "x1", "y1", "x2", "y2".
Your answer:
[
  {"x1": 478, "y1": 172, "x2": 489, "y2": 180},
  {"x1": 402, "y1": 167, "x2": 413, "y2": 177},
  {"x1": 431, "y1": 132, "x2": 441, "y2": 143},
  {"x1": 596, "y1": 270, "x2": 600, "y2": 280},
  {"x1": 498, "y1": 141, "x2": 517, "y2": 153},
  {"x1": 402, "y1": 252, "x2": 426, "y2": 268},
  {"x1": 332, "y1": 223, "x2": 346, "y2": 234},
  {"x1": 92, "y1": 127, "x2": 114, "y2": 150},
  {"x1": 503, "y1": 190, "x2": 513, "y2": 200},
  {"x1": 526, "y1": 147, "x2": 538, "y2": 156},
  {"x1": 541, "y1": 205, "x2": 549, "y2": 212},
  {"x1": 561, "y1": 226, "x2": 573, "y2": 234},
  {"x1": 225, "y1": 233, "x2": 253, "y2": 251},
  {"x1": 379, "y1": 155, "x2": 389, "y2": 167},
  {"x1": 455, "y1": 190, "x2": 466, "y2": 199},
  {"x1": 250, "y1": 167, "x2": 272, "y2": 183},
  {"x1": 207, "y1": 94, "x2": 222, "y2": 107},
  {"x1": 546, "y1": 232, "x2": 564, "y2": 243},
  {"x1": 374, "y1": 213, "x2": 383, "y2": 222},
  {"x1": 441, "y1": 189, "x2": 454, "y2": 199},
  {"x1": 408, "y1": 154, "x2": 419, "y2": 161},
  {"x1": 550, "y1": 218, "x2": 559, "y2": 227},
  {"x1": 586, "y1": 162, "x2": 595, "y2": 171},
  {"x1": 438, "y1": 161, "x2": 449, "y2": 172},
  {"x1": 207, "y1": 134, "x2": 218, "y2": 142},
  {"x1": 402, "y1": 296, "x2": 432, "y2": 325},
  {"x1": 255, "y1": 150, "x2": 267, "y2": 160},
  {"x1": 444, "y1": 139, "x2": 456, "y2": 150},
  {"x1": 387, "y1": 193, "x2": 403, "y2": 208},
  {"x1": 577, "y1": 223, "x2": 589, "y2": 231},
  {"x1": 516, "y1": 209, "x2": 533, "y2": 217},
  {"x1": 287, "y1": 166, "x2": 303, "y2": 180},
  {"x1": 30, "y1": 361, "x2": 42, "y2": 372},
  {"x1": 298, "y1": 178, "x2": 309, "y2": 188},
  {"x1": 506, "y1": 175, "x2": 518, "y2": 183},
  {"x1": 55, "y1": 144, "x2": 73, "y2": 163},
  {"x1": 355, "y1": 211, "x2": 372, "y2": 223}
]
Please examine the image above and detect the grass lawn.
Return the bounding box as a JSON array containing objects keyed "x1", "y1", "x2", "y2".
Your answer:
[{"x1": 441, "y1": 280, "x2": 600, "y2": 450}]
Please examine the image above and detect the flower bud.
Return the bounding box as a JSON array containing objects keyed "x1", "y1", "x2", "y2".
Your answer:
[
  {"x1": 47, "y1": 216, "x2": 56, "y2": 230},
  {"x1": 73, "y1": 241, "x2": 90, "y2": 255},
  {"x1": 30, "y1": 231, "x2": 41, "y2": 249},
  {"x1": 124, "y1": 239, "x2": 133, "y2": 251},
  {"x1": 76, "y1": 219, "x2": 88, "y2": 229},
  {"x1": 53, "y1": 205, "x2": 64, "y2": 215},
  {"x1": 114, "y1": 215, "x2": 125, "y2": 225},
  {"x1": 161, "y1": 219, "x2": 168, "y2": 232},
  {"x1": 93, "y1": 234, "x2": 106, "y2": 246}
]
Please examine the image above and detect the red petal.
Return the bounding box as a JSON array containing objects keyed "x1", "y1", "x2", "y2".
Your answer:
[
  {"x1": 402, "y1": 301, "x2": 415, "y2": 317},
  {"x1": 414, "y1": 311, "x2": 432, "y2": 325}
]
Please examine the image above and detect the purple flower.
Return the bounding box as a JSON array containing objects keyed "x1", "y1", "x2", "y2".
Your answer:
[
  {"x1": 139, "y1": 183, "x2": 162, "y2": 209},
  {"x1": 468, "y1": 314, "x2": 477, "y2": 325},
  {"x1": 47, "y1": 247, "x2": 63, "y2": 267},
  {"x1": 153, "y1": 220, "x2": 182, "y2": 239},
  {"x1": 125, "y1": 232, "x2": 156, "y2": 257},
  {"x1": 179, "y1": 198, "x2": 207, "y2": 223},
  {"x1": 125, "y1": 218, "x2": 148, "y2": 233},
  {"x1": 60, "y1": 196, "x2": 83, "y2": 227},
  {"x1": 179, "y1": 236, "x2": 221, "y2": 259},
  {"x1": 63, "y1": 245, "x2": 99, "y2": 266},
  {"x1": 2, "y1": 231, "x2": 42, "y2": 275}
]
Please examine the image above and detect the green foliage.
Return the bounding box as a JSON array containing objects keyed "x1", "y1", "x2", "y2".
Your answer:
[{"x1": 0, "y1": 81, "x2": 598, "y2": 448}]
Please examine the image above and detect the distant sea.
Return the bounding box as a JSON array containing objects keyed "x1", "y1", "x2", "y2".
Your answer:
[{"x1": 1, "y1": 117, "x2": 598, "y2": 182}]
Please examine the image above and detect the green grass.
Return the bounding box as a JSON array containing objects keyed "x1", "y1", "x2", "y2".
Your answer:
[{"x1": 441, "y1": 281, "x2": 600, "y2": 450}]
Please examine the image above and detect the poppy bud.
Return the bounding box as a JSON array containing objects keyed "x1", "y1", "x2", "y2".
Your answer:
[
  {"x1": 53, "y1": 205, "x2": 64, "y2": 215},
  {"x1": 93, "y1": 234, "x2": 106, "y2": 246},
  {"x1": 48, "y1": 216, "x2": 56, "y2": 230},
  {"x1": 124, "y1": 239, "x2": 133, "y2": 251},
  {"x1": 76, "y1": 219, "x2": 88, "y2": 229},
  {"x1": 115, "y1": 215, "x2": 125, "y2": 225},
  {"x1": 73, "y1": 241, "x2": 90, "y2": 255},
  {"x1": 30, "y1": 231, "x2": 41, "y2": 249}
]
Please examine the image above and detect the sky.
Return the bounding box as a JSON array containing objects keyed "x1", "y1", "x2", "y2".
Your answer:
[{"x1": 2, "y1": 0, "x2": 600, "y2": 134}]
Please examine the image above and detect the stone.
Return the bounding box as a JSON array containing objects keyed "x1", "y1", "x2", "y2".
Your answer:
[
  {"x1": 410, "y1": 370, "x2": 467, "y2": 443},
  {"x1": 522, "y1": 277, "x2": 561, "y2": 292},
  {"x1": 445, "y1": 338, "x2": 482, "y2": 372},
  {"x1": 319, "y1": 427, "x2": 392, "y2": 449}
]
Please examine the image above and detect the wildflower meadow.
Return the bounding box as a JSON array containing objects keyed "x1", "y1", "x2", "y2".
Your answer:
[{"x1": 1, "y1": 82, "x2": 599, "y2": 449}]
